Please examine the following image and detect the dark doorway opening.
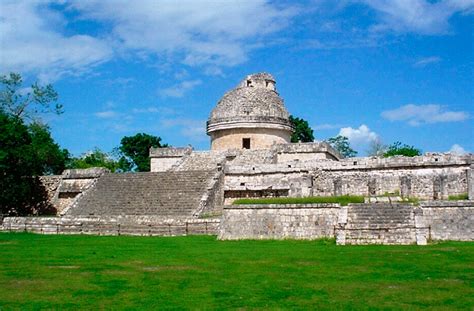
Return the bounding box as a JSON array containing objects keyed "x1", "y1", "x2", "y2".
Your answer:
[{"x1": 242, "y1": 138, "x2": 251, "y2": 149}]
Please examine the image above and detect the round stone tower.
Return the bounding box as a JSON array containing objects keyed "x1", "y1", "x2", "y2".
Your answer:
[{"x1": 207, "y1": 73, "x2": 293, "y2": 151}]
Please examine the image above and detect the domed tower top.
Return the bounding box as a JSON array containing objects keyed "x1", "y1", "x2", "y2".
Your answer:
[{"x1": 207, "y1": 72, "x2": 293, "y2": 151}]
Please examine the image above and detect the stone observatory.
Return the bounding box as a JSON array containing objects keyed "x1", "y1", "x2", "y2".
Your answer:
[{"x1": 206, "y1": 72, "x2": 294, "y2": 151}]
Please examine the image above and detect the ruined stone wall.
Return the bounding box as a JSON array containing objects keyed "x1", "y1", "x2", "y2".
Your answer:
[
  {"x1": 418, "y1": 201, "x2": 474, "y2": 241},
  {"x1": 219, "y1": 201, "x2": 473, "y2": 244},
  {"x1": 273, "y1": 142, "x2": 341, "y2": 162},
  {"x1": 150, "y1": 147, "x2": 192, "y2": 172},
  {"x1": 224, "y1": 154, "x2": 471, "y2": 201},
  {"x1": 1, "y1": 216, "x2": 220, "y2": 236},
  {"x1": 210, "y1": 127, "x2": 290, "y2": 151},
  {"x1": 38, "y1": 175, "x2": 62, "y2": 210},
  {"x1": 312, "y1": 167, "x2": 468, "y2": 199},
  {"x1": 219, "y1": 204, "x2": 339, "y2": 240}
]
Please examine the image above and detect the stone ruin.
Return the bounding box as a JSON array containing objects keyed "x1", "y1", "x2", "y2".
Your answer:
[{"x1": 2, "y1": 73, "x2": 473, "y2": 245}]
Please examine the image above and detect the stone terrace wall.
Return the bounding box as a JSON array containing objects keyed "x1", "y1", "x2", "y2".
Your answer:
[
  {"x1": 38, "y1": 175, "x2": 62, "y2": 210},
  {"x1": 218, "y1": 201, "x2": 474, "y2": 244},
  {"x1": 219, "y1": 204, "x2": 340, "y2": 240},
  {"x1": 224, "y1": 153, "x2": 472, "y2": 201},
  {"x1": 336, "y1": 203, "x2": 417, "y2": 245},
  {"x1": 1, "y1": 216, "x2": 220, "y2": 236},
  {"x1": 418, "y1": 201, "x2": 474, "y2": 241}
]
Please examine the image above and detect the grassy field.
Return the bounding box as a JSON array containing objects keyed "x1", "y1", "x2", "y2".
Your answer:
[{"x1": 0, "y1": 233, "x2": 473, "y2": 310}]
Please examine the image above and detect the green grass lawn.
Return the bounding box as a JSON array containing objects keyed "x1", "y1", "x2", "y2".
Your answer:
[{"x1": 0, "y1": 233, "x2": 473, "y2": 310}]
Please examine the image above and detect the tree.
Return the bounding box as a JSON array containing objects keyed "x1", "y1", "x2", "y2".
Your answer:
[
  {"x1": 119, "y1": 133, "x2": 167, "y2": 172},
  {"x1": 326, "y1": 135, "x2": 358, "y2": 158},
  {"x1": 68, "y1": 148, "x2": 123, "y2": 172},
  {"x1": 0, "y1": 73, "x2": 66, "y2": 215},
  {"x1": 383, "y1": 141, "x2": 421, "y2": 157},
  {"x1": 0, "y1": 112, "x2": 54, "y2": 215},
  {"x1": 0, "y1": 72, "x2": 63, "y2": 120},
  {"x1": 29, "y1": 122, "x2": 70, "y2": 175},
  {"x1": 289, "y1": 115, "x2": 314, "y2": 143},
  {"x1": 366, "y1": 138, "x2": 387, "y2": 157}
]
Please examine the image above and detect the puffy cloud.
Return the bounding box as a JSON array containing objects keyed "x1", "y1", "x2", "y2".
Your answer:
[
  {"x1": 381, "y1": 104, "x2": 469, "y2": 126},
  {"x1": 68, "y1": 0, "x2": 296, "y2": 67},
  {"x1": 0, "y1": 0, "x2": 296, "y2": 79},
  {"x1": 338, "y1": 124, "x2": 379, "y2": 151},
  {"x1": 360, "y1": 0, "x2": 474, "y2": 35},
  {"x1": 0, "y1": 1, "x2": 112, "y2": 80},
  {"x1": 449, "y1": 144, "x2": 468, "y2": 155}
]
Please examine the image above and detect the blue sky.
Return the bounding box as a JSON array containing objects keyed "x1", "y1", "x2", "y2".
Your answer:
[{"x1": 1, "y1": 0, "x2": 472, "y2": 156}]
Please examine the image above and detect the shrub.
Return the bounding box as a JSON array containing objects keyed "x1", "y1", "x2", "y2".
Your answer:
[
  {"x1": 233, "y1": 195, "x2": 365, "y2": 206},
  {"x1": 448, "y1": 193, "x2": 469, "y2": 201}
]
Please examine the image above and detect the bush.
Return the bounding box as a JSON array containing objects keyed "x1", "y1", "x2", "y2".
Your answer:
[
  {"x1": 448, "y1": 193, "x2": 469, "y2": 201},
  {"x1": 233, "y1": 195, "x2": 365, "y2": 206}
]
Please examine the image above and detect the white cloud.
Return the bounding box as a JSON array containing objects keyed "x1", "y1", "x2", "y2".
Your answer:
[
  {"x1": 0, "y1": 1, "x2": 296, "y2": 79},
  {"x1": 159, "y1": 79, "x2": 202, "y2": 98},
  {"x1": 413, "y1": 56, "x2": 441, "y2": 67},
  {"x1": 361, "y1": 0, "x2": 474, "y2": 35},
  {"x1": 0, "y1": 1, "x2": 112, "y2": 80},
  {"x1": 68, "y1": 0, "x2": 296, "y2": 67},
  {"x1": 94, "y1": 110, "x2": 118, "y2": 119},
  {"x1": 338, "y1": 124, "x2": 379, "y2": 151},
  {"x1": 449, "y1": 144, "x2": 468, "y2": 155},
  {"x1": 381, "y1": 104, "x2": 469, "y2": 126}
]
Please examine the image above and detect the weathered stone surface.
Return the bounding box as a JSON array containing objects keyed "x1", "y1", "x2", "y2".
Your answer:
[
  {"x1": 207, "y1": 73, "x2": 293, "y2": 150},
  {"x1": 66, "y1": 171, "x2": 217, "y2": 217},
  {"x1": 1, "y1": 216, "x2": 220, "y2": 236},
  {"x1": 218, "y1": 201, "x2": 474, "y2": 244},
  {"x1": 219, "y1": 204, "x2": 339, "y2": 240}
]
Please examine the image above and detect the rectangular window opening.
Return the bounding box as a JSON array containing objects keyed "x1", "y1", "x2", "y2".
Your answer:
[{"x1": 242, "y1": 138, "x2": 251, "y2": 149}]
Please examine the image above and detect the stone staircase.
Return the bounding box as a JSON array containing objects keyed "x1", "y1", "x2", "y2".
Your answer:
[
  {"x1": 337, "y1": 203, "x2": 416, "y2": 244},
  {"x1": 66, "y1": 171, "x2": 215, "y2": 217},
  {"x1": 173, "y1": 152, "x2": 227, "y2": 171}
]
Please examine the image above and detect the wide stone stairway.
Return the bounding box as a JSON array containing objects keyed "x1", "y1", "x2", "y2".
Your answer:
[
  {"x1": 66, "y1": 171, "x2": 214, "y2": 217},
  {"x1": 337, "y1": 203, "x2": 416, "y2": 244}
]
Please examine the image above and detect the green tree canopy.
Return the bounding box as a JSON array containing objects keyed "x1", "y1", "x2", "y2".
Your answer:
[
  {"x1": 383, "y1": 142, "x2": 422, "y2": 157},
  {"x1": 0, "y1": 112, "x2": 54, "y2": 215},
  {"x1": 119, "y1": 133, "x2": 167, "y2": 172},
  {"x1": 326, "y1": 135, "x2": 358, "y2": 158},
  {"x1": 289, "y1": 115, "x2": 314, "y2": 143},
  {"x1": 29, "y1": 122, "x2": 70, "y2": 175},
  {"x1": 0, "y1": 73, "x2": 67, "y2": 215},
  {"x1": 0, "y1": 72, "x2": 63, "y2": 120},
  {"x1": 67, "y1": 148, "x2": 123, "y2": 173}
]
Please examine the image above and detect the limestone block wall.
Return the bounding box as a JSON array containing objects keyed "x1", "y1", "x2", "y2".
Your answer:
[
  {"x1": 219, "y1": 204, "x2": 340, "y2": 240},
  {"x1": 218, "y1": 201, "x2": 473, "y2": 244},
  {"x1": 418, "y1": 201, "x2": 474, "y2": 241},
  {"x1": 272, "y1": 142, "x2": 341, "y2": 162},
  {"x1": 313, "y1": 167, "x2": 468, "y2": 199},
  {"x1": 38, "y1": 175, "x2": 62, "y2": 210},
  {"x1": 1, "y1": 216, "x2": 220, "y2": 236},
  {"x1": 223, "y1": 168, "x2": 312, "y2": 204},
  {"x1": 210, "y1": 127, "x2": 290, "y2": 151},
  {"x1": 150, "y1": 147, "x2": 192, "y2": 172},
  {"x1": 224, "y1": 154, "x2": 471, "y2": 201},
  {"x1": 56, "y1": 168, "x2": 109, "y2": 215}
]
